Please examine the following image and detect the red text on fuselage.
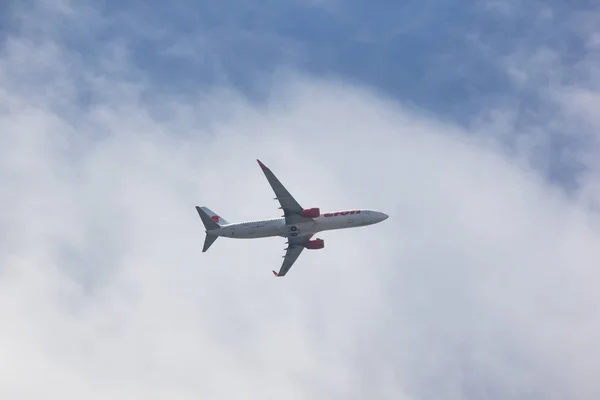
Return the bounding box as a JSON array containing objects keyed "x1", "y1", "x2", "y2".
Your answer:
[{"x1": 323, "y1": 210, "x2": 361, "y2": 217}]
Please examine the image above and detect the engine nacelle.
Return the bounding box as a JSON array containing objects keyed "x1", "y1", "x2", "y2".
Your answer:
[
  {"x1": 305, "y1": 238, "x2": 324, "y2": 250},
  {"x1": 301, "y1": 207, "x2": 320, "y2": 218}
]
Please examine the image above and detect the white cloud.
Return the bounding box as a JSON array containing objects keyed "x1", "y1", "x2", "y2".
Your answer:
[{"x1": 1, "y1": 2, "x2": 600, "y2": 400}]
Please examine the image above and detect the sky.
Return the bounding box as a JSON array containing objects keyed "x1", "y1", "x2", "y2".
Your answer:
[{"x1": 1, "y1": 0, "x2": 599, "y2": 399}]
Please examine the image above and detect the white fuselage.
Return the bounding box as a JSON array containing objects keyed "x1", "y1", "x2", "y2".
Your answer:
[{"x1": 208, "y1": 209, "x2": 388, "y2": 239}]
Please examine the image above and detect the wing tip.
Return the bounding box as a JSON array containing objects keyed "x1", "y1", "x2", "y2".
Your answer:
[
  {"x1": 257, "y1": 159, "x2": 267, "y2": 170},
  {"x1": 272, "y1": 270, "x2": 280, "y2": 277}
]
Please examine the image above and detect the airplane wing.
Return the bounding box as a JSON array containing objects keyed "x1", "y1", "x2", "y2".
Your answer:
[
  {"x1": 257, "y1": 159, "x2": 314, "y2": 225},
  {"x1": 272, "y1": 234, "x2": 312, "y2": 277}
]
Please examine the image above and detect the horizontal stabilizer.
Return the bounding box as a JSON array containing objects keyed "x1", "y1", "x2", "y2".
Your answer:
[{"x1": 203, "y1": 233, "x2": 218, "y2": 252}]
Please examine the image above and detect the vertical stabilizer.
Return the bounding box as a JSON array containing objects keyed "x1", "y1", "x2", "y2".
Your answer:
[{"x1": 197, "y1": 206, "x2": 229, "y2": 226}]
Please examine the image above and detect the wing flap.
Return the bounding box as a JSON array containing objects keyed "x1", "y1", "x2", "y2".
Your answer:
[
  {"x1": 272, "y1": 233, "x2": 313, "y2": 277},
  {"x1": 257, "y1": 160, "x2": 313, "y2": 225},
  {"x1": 274, "y1": 245, "x2": 305, "y2": 277}
]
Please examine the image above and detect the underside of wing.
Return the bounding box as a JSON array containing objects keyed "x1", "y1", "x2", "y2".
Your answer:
[
  {"x1": 257, "y1": 160, "x2": 314, "y2": 225},
  {"x1": 272, "y1": 234, "x2": 313, "y2": 277}
]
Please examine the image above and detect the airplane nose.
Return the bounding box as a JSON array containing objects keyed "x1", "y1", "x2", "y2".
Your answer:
[{"x1": 378, "y1": 212, "x2": 388, "y2": 222}]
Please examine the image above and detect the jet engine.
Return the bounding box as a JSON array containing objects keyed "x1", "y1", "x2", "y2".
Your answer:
[
  {"x1": 301, "y1": 207, "x2": 320, "y2": 218},
  {"x1": 305, "y1": 238, "x2": 324, "y2": 249}
]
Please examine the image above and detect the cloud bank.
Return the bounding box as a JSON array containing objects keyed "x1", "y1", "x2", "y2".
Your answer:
[{"x1": 1, "y1": 1, "x2": 599, "y2": 399}]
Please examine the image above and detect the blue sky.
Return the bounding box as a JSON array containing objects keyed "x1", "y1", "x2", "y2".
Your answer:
[
  {"x1": 65, "y1": 0, "x2": 575, "y2": 113},
  {"x1": 2, "y1": 0, "x2": 583, "y2": 111},
  {"x1": 4, "y1": 0, "x2": 595, "y2": 185},
  {"x1": 1, "y1": 1, "x2": 600, "y2": 399}
]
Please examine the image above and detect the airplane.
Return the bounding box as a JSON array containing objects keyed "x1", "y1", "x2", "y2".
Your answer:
[{"x1": 196, "y1": 159, "x2": 388, "y2": 277}]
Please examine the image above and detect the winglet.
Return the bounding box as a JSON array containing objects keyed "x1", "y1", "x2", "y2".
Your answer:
[
  {"x1": 257, "y1": 159, "x2": 267, "y2": 170},
  {"x1": 272, "y1": 270, "x2": 280, "y2": 277}
]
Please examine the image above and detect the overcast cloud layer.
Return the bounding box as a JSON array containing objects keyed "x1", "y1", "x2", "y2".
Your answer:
[{"x1": 1, "y1": 1, "x2": 600, "y2": 399}]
